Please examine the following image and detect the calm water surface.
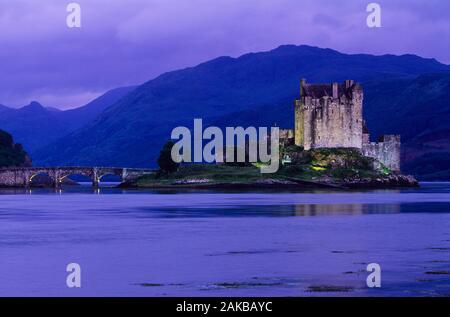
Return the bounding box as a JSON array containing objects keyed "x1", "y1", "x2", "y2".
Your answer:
[{"x1": 1, "y1": 183, "x2": 450, "y2": 297}]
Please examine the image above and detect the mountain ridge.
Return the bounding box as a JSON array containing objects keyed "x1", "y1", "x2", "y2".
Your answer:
[
  {"x1": 0, "y1": 86, "x2": 137, "y2": 152},
  {"x1": 32, "y1": 45, "x2": 450, "y2": 181}
]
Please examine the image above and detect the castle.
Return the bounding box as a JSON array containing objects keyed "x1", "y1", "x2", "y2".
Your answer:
[{"x1": 281, "y1": 79, "x2": 401, "y2": 172}]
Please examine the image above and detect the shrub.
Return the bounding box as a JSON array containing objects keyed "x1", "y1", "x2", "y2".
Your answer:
[{"x1": 157, "y1": 141, "x2": 179, "y2": 174}]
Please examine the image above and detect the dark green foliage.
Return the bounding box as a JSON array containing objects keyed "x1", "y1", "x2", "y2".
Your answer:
[
  {"x1": 277, "y1": 147, "x2": 382, "y2": 181},
  {"x1": 309, "y1": 148, "x2": 374, "y2": 170},
  {"x1": 0, "y1": 130, "x2": 31, "y2": 167},
  {"x1": 223, "y1": 146, "x2": 253, "y2": 167},
  {"x1": 284, "y1": 144, "x2": 304, "y2": 153},
  {"x1": 136, "y1": 164, "x2": 262, "y2": 186},
  {"x1": 171, "y1": 164, "x2": 260, "y2": 181},
  {"x1": 157, "y1": 141, "x2": 179, "y2": 174},
  {"x1": 135, "y1": 147, "x2": 386, "y2": 187},
  {"x1": 277, "y1": 164, "x2": 325, "y2": 180},
  {"x1": 0, "y1": 130, "x2": 14, "y2": 147}
]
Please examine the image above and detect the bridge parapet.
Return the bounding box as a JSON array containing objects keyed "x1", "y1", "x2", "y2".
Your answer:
[{"x1": 0, "y1": 167, "x2": 155, "y2": 188}]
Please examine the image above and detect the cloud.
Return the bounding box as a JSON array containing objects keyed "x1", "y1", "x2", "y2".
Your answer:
[{"x1": 0, "y1": 0, "x2": 448, "y2": 109}]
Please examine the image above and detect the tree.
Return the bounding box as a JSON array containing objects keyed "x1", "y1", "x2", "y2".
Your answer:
[
  {"x1": 0, "y1": 129, "x2": 32, "y2": 167},
  {"x1": 157, "y1": 140, "x2": 179, "y2": 174}
]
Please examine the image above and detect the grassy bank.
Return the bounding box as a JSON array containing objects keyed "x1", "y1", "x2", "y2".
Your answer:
[{"x1": 125, "y1": 148, "x2": 417, "y2": 189}]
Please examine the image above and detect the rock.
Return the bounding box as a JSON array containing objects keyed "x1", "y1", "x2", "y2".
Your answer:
[
  {"x1": 345, "y1": 174, "x2": 419, "y2": 188},
  {"x1": 256, "y1": 179, "x2": 297, "y2": 185},
  {"x1": 173, "y1": 178, "x2": 211, "y2": 185}
]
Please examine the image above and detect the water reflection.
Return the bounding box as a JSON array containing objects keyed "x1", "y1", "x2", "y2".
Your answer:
[
  {"x1": 124, "y1": 202, "x2": 450, "y2": 218},
  {"x1": 295, "y1": 203, "x2": 390, "y2": 216}
]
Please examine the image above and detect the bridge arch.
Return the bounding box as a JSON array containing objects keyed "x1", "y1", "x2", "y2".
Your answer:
[
  {"x1": 59, "y1": 173, "x2": 93, "y2": 184},
  {"x1": 98, "y1": 173, "x2": 122, "y2": 183},
  {"x1": 29, "y1": 171, "x2": 55, "y2": 183},
  {"x1": 58, "y1": 168, "x2": 95, "y2": 187}
]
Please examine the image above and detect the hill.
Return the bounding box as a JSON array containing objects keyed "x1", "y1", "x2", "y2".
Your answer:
[
  {"x1": 33, "y1": 45, "x2": 450, "y2": 176},
  {"x1": 363, "y1": 73, "x2": 450, "y2": 180},
  {"x1": 0, "y1": 86, "x2": 136, "y2": 152},
  {"x1": 0, "y1": 130, "x2": 31, "y2": 167}
]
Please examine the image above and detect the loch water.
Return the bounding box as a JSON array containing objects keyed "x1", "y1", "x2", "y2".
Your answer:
[{"x1": 0, "y1": 183, "x2": 450, "y2": 296}]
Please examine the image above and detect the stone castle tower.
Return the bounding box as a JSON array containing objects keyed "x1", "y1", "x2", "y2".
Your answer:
[
  {"x1": 294, "y1": 79, "x2": 363, "y2": 150},
  {"x1": 282, "y1": 79, "x2": 401, "y2": 171}
]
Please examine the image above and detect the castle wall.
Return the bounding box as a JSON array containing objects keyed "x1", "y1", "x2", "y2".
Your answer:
[
  {"x1": 279, "y1": 129, "x2": 294, "y2": 140},
  {"x1": 291, "y1": 79, "x2": 401, "y2": 172},
  {"x1": 279, "y1": 129, "x2": 294, "y2": 146},
  {"x1": 362, "y1": 135, "x2": 401, "y2": 172},
  {"x1": 294, "y1": 100, "x2": 304, "y2": 146},
  {"x1": 295, "y1": 83, "x2": 363, "y2": 150}
]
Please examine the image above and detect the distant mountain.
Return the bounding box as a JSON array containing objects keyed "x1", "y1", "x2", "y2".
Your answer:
[
  {"x1": 58, "y1": 86, "x2": 137, "y2": 131},
  {"x1": 0, "y1": 129, "x2": 31, "y2": 167},
  {"x1": 45, "y1": 107, "x2": 62, "y2": 113},
  {"x1": 0, "y1": 104, "x2": 12, "y2": 114},
  {"x1": 0, "y1": 101, "x2": 69, "y2": 152},
  {"x1": 363, "y1": 73, "x2": 450, "y2": 180},
  {"x1": 0, "y1": 86, "x2": 136, "y2": 153},
  {"x1": 33, "y1": 45, "x2": 450, "y2": 179}
]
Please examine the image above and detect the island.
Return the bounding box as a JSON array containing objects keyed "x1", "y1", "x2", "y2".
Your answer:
[
  {"x1": 123, "y1": 79, "x2": 418, "y2": 190},
  {"x1": 122, "y1": 147, "x2": 418, "y2": 190}
]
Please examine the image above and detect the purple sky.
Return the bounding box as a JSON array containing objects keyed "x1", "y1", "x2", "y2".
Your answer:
[{"x1": 1, "y1": 0, "x2": 449, "y2": 109}]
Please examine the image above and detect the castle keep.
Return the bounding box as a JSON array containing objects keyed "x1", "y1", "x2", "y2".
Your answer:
[
  {"x1": 284, "y1": 79, "x2": 401, "y2": 171},
  {"x1": 294, "y1": 79, "x2": 363, "y2": 150}
]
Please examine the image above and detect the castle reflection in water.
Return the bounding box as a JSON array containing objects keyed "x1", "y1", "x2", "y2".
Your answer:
[{"x1": 293, "y1": 203, "x2": 401, "y2": 216}]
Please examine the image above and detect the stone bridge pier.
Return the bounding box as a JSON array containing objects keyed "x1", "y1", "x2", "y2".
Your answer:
[{"x1": 0, "y1": 167, "x2": 155, "y2": 188}]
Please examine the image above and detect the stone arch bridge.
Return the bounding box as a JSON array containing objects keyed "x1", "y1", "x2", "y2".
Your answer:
[{"x1": 0, "y1": 167, "x2": 155, "y2": 188}]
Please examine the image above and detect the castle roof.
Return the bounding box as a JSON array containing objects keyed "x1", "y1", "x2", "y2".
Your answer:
[{"x1": 302, "y1": 84, "x2": 341, "y2": 98}]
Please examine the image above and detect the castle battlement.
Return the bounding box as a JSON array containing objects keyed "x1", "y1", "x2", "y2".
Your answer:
[{"x1": 362, "y1": 134, "x2": 401, "y2": 171}]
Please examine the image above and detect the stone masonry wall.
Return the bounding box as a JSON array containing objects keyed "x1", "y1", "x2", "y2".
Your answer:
[
  {"x1": 0, "y1": 170, "x2": 28, "y2": 187},
  {"x1": 295, "y1": 81, "x2": 363, "y2": 150},
  {"x1": 362, "y1": 135, "x2": 401, "y2": 172}
]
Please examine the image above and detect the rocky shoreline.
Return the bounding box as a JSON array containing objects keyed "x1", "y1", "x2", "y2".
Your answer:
[
  {"x1": 342, "y1": 174, "x2": 419, "y2": 189},
  {"x1": 120, "y1": 173, "x2": 419, "y2": 190}
]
